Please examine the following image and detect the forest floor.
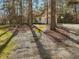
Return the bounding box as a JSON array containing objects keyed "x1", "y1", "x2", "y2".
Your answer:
[
  {"x1": 58, "y1": 24, "x2": 79, "y2": 33},
  {"x1": 5, "y1": 24, "x2": 79, "y2": 59}
]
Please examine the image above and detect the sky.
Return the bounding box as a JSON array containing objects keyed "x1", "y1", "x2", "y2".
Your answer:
[
  {"x1": 0, "y1": 0, "x2": 4, "y2": 16},
  {"x1": 0, "y1": 0, "x2": 44, "y2": 15},
  {"x1": 0, "y1": 0, "x2": 3, "y2": 9}
]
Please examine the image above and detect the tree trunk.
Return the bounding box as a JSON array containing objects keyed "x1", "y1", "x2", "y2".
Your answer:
[
  {"x1": 28, "y1": 0, "x2": 33, "y2": 26},
  {"x1": 50, "y1": 0, "x2": 56, "y2": 30}
]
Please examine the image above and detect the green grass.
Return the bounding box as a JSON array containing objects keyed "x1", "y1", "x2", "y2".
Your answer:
[
  {"x1": 34, "y1": 25, "x2": 47, "y2": 32},
  {"x1": 0, "y1": 29, "x2": 8, "y2": 35},
  {"x1": 0, "y1": 39, "x2": 16, "y2": 59},
  {"x1": 0, "y1": 29, "x2": 16, "y2": 59},
  {"x1": 0, "y1": 25, "x2": 9, "y2": 28},
  {"x1": 0, "y1": 31, "x2": 12, "y2": 45}
]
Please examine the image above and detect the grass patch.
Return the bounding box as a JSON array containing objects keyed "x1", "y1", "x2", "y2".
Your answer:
[
  {"x1": 0, "y1": 29, "x2": 8, "y2": 35},
  {"x1": 0, "y1": 31, "x2": 12, "y2": 44},
  {"x1": 0, "y1": 31, "x2": 16, "y2": 59},
  {"x1": 0, "y1": 25, "x2": 9, "y2": 28},
  {"x1": 34, "y1": 25, "x2": 47, "y2": 32},
  {"x1": 0, "y1": 39, "x2": 16, "y2": 59}
]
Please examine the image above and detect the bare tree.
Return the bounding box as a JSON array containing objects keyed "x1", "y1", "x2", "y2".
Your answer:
[{"x1": 5, "y1": 0, "x2": 16, "y2": 26}]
